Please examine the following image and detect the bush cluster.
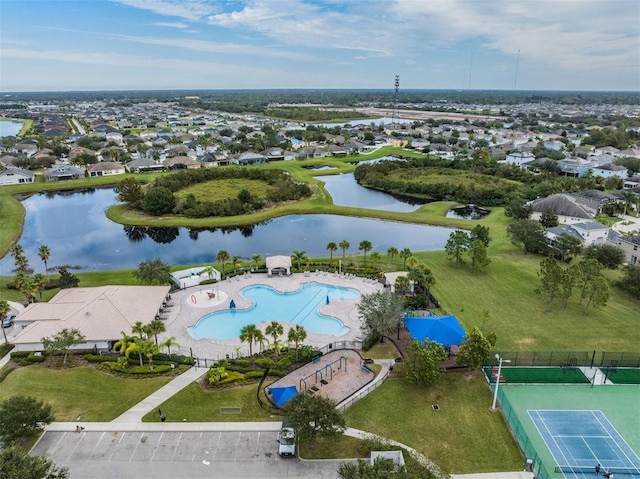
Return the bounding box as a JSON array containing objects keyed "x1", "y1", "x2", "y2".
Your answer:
[{"x1": 10, "y1": 351, "x2": 47, "y2": 366}]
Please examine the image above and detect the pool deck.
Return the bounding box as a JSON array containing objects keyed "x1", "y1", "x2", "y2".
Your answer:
[{"x1": 161, "y1": 272, "x2": 384, "y2": 362}]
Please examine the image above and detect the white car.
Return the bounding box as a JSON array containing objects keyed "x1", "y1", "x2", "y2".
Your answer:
[{"x1": 277, "y1": 426, "x2": 296, "y2": 457}]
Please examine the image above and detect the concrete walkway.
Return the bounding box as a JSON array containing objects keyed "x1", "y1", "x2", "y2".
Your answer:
[{"x1": 111, "y1": 365, "x2": 208, "y2": 422}]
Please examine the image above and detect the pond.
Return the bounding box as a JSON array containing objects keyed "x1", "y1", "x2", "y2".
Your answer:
[
  {"x1": 0, "y1": 120, "x2": 23, "y2": 137},
  {"x1": 0, "y1": 188, "x2": 457, "y2": 274},
  {"x1": 445, "y1": 204, "x2": 490, "y2": 220},
  {"x1": 318, "y1": 173, "x2": 420, "y2": 212}
]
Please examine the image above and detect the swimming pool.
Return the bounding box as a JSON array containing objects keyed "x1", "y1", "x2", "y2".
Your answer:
[{"x1": 188, "y1": 282, "x2": 360, "y2": 340}]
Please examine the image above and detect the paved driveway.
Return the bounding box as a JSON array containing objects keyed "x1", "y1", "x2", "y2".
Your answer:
[{"x1": 32, "y1": 430, "x2": 345, "y2": 478}]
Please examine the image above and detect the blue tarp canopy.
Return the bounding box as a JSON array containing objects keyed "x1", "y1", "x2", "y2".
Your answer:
[
  {"x1": 268, "y1": 386, "x2": 298, "y2": 407},
  {"x1": 404, "y1": 315, "x2": 466, "y2": 346}
]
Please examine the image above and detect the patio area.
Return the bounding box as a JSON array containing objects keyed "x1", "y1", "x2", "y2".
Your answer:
[{"x1": 159, "y1": 272, "x2": 383, "y2": 362}]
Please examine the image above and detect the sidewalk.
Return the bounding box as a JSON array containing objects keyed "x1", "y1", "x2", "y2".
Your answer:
[{"x1": 111, "y1": 365, "x2": 208, "y2": 422}]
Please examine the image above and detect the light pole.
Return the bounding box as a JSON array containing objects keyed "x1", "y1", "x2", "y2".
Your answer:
[
  {"x1": 339, "y1": 259, "x2": 342, "y2": 275},
  {"x1": 491, "y1": 354, "x2": 511, "y2": 410}
]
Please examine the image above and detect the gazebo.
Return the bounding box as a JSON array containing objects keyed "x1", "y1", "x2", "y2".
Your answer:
[{"x1": 266, "y1": 255, "x2": 292, "y2": 277}]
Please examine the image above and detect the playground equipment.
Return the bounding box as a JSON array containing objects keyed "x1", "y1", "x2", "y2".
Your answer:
[{"x1": 299, "y1": 356, "x2": 348, "y2": 392}]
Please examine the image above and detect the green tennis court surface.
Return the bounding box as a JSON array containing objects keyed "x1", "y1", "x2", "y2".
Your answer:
[
  {"x1": 497, "y1": 385, "x2": 640, "y2": 479},
  {"x1": 484, "y1": 367, "x2": 590, "y2": 384}
]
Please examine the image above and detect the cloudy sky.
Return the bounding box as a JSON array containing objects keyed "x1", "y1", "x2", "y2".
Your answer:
[{"x1": 1, "y1": 0, "x2": 638, "y2": 92}]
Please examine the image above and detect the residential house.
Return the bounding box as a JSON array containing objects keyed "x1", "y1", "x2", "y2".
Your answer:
[
  {"x1": 233, "y1": 152, "x2": 268, "y2": 165},
  {"x1": 500, "y1": 151, "x2": 536, "y2": 167},
  {"x1": 44, "y1": 165, "x2": 85, "y2": 181},
  {"x1": 126, "y1": 157, "x2": 164, "y2": 173},
  {"x1": 197, "y1": 152, "x2": 231, "y2": 168},
  {"x1": 163, "y1": 156, "x2": 199, "y2": 170},
  {"x1": 529, "y1": 193, "x2": 596, "y2": 224},
  {"x1": 0, "y1": 167, "x2": 35, "y2": 185},
  {"x1": 591, "y1": 163, "x2": 628, "y2": 179},
  {"x1": 606, "y1": 231, "x2": 639, "y2": 265},
  {"x1": 572, "y1": 190, "x2": 618, "y2": 214},
  {"x1": 557, "y1": 157, "x2": 594, "y2": 177},
  {"x1": 87, "y1": 161, "x2": 126, "y2": 177},
  {"x1": 569, "y1": 221, "x2": 610, "y2": 246}
]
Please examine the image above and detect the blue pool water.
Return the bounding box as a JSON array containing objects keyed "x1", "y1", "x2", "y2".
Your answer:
[{"x1": 189, "y1": 282, "x2": 360, "y2": 340}]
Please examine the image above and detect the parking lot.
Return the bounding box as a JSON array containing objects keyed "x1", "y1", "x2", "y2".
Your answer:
[{"x1": 32, "y1": 429, "x2": 346, "y2": 478}]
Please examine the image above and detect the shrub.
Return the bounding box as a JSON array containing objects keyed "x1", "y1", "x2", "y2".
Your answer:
[
  {"x1": 154, "y1": 353, "x2": 193, "y2": 365},
  {"x1": 0, "y1": 364, "x2": 18, "y2": 384},
  {"x1": 244, "y1": 370, "x2": 265, "y2": 379},
  {"x1": 363, "y1": 332, "x2": 381, "y2": 351},
  {"x1": 11, "y1": 351, "x2": 47, "y2": 365},
  {"x1": 255, "y1": 357, "x2": 275, "y2": 369},
  {"x1": 0, "y1": 343, "x2": 15, "y2": 357},
  {"x1": 84, "y1": 353, "x2": 117, "y2": 363},
  {"x1": 213, "y1": 371, "x2": 246, "y2": 387},
  {"x1": 98, "y1": 362, "x2": 171, "y2": 375}
]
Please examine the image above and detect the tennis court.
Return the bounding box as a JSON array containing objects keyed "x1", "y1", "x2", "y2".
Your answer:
[
  {"x1": 528, "y1": 410, "x2": 640, "y2": 479},
  {"x1": 496, "y1": 385, "x2": 640, "y2": 479}
]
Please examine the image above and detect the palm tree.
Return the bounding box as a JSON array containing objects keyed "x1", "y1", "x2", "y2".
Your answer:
[
  {"x1": 255, "y1": 329, "x2": 267, "y2": 353},
  {"x1": 370, "y1": 251, "x2": 382, "y2": 268},
  {"x1": 339, "y1": 240, "x2": 350, "y2": 261},
  {"x1": 394, "y1": 275, "x2": 411, "y2": 295},
  {"x1": 159, "y1": 336, "x2": 180, "y2": 359},
  {"x1": 622, "y1": 191, "x2": 636, "y2": 217},
  {"x1": 216, "y1": 250, "x2": 230, "y2": 278},
  {"x1": 399, "y1": 248, "x2": 412, "y2": 269},
  {"x1": 0, "y1": 299, "x2": 10, "y2": 345},
  {"x1": 131, "y1": 321, "x2": 146, "y2": 339},
  {"x1": 387, "y1": 246, "x2": 399, "y2": 264},
  {"x1": 251, "y1": 254, "x2": 262, "y2": 270},
  {"x1": 201, "y1": 265, "x2": 217, "y2": 280},
  {"x1": 145, "y1": 320, "x2": 166, "y2": 346},
  {"x1": 137, "y1": 338, "x2": 158, "y2": 370},
  {"x1": 326, "y1": 242, "x2": 338, "y2": 264},
  {"x1": 38, "y1": 245, "x2": 51, "y2": 282},
  {"x1": 292, "y1": 251, "x2": 307, "y2": 271},
  {"x1": 265, "y1": 321, "x2": 284, "y2": 361},
  {"x1": 33, "y1": 273, "x2": 47, "y2": 300},
  {"x1": 113, "y1": 331, "x2": 137, "y2": 364},
  {"x1": 231, "y1": 255, "x2": 241, "y2": 274},
  {"x1": 239, "y1": 324, "x2": 260, "y2": 366},
  {"x1": 406, "y1": 256, "x2": 420, "y2": 270},
  {"x1": 358, "y1": 240, "x2": 372, "y2": 265},
  {"x1": 287, "y1": 325, "x2": 307, "y2": 362}
]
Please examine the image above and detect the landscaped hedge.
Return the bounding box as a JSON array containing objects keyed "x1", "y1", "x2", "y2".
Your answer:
[
  {"x1": 0, "y1": 343, "x2": 15, "y2": 357},
  {"x1": 362, "y1": 332, "x2": 381, "y2": 351},
  {"x1": 98, "y1": 362, "x2": 172, "y2": 375},
  {"x1": 0, "y1": 363, "x2": 18, "y2": 384},
  {"x1": 10, "y1": 351, "x2": 48, "y2": 365}
]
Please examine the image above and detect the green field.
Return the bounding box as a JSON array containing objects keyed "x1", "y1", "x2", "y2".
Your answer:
[
  {"x1": 141, "y1": 382, "x2": 279, "y2": 423},
  {"x1": 344, "y1": 371, "x2": 524, "y2": 474},
  {"x1": 0, "y1": 366, "x2": 170, "y2": 422},
  {"x1": 176, "y1": 178, "x2": 276, "y2": 202}
]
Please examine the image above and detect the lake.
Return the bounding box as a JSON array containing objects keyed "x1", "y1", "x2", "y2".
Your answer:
[
  {"x1": 0, "y1": 187, "x2": 456, "y2": 273},
  {"x1": 0, "y1": 120, "x2": 23, "y2": 137}
]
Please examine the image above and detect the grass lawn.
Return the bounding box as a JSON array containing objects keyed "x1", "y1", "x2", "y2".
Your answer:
[
  {"x1": 299, "y1": 434, "x2": 369, "y2": 460},
  {"x1": 344, "y1": 371, "x2": 523, "y2": 474},
  {"x1": 363, "y1": 342, "x2": 401, "y2": 359},
  {"x1": 0, "y1": 366, "x2": 170, "y2": 421},
  {"x1": 176, "y1": 178, "x2": 277, "y2": 202},
  {"x1": 141, "y1": 382, "x2": 279, "y2": 423},
  {"x1": 417, "y1": 248, "x2": 640, "y2": 352}
]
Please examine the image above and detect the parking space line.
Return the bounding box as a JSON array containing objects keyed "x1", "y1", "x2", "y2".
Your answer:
[
  {"x1": 149, "y1": 432, "x2": 164, "y2": 463},
  {"x1": 51, "y1": 432, "x2": 67, "y2": 456},
  {"x1": 88, "y1": 432, "x2": 106, "y2": 462},
  {"x1": 211, "y1": 432, "x2": 222, "y2": 462},
  {"x1": 234, "y1": 432, "x2": 242, "y2": 462},
  {"x1": 66, "y1": 432, "x2": 85, "y2": 462},
  {"x1": 107, "y1": 432, "x2": 126, "y2": 462},
  {"x1": 172, "y1": 432, "x2": 183, "y2": 462},
  {"x1": 191, "y1": 432, "x2": 203, "y2": 463},
  {"x1": 129, "y1": 432, "x2": 144, "y2": 462}
]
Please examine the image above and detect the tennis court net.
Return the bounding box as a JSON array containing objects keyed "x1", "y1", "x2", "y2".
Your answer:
[{"x1": 555, "y1": 465, "x2": 640, "y2": 475}]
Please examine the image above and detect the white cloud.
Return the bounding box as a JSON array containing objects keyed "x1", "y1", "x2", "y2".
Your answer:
[
  {"x1": 111, "y1": 0, "x2": 221, "y2": 22},
  {"x1": 153, "y1": 22, "x2": 189, "y2": 29}
]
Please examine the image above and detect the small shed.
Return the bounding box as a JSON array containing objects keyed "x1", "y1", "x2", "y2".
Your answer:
[{"x1": 266, "y1": 255, "x2": 292, "y2": 277}]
